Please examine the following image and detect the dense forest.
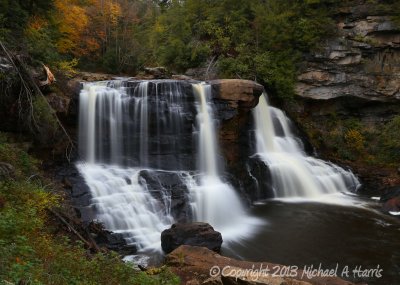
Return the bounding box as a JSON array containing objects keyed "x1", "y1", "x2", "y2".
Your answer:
[
  {"x1": 0, "y1": 0, "x2": 358, "y2": 98},
  {"x1": 2, "y1": 0, "x2": 399, "y2": 98}
]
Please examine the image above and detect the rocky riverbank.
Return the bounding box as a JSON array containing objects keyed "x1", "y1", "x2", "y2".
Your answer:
[{"x1": 165, "y1": 245, "x2": 356, "y2": 285}]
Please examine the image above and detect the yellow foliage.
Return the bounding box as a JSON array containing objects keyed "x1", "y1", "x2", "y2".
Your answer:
[
  {"x1": 55, "y1": 0, "x2": 89, "y2": 55},
  {"x1": 56, "y1": 58, "x2": 79, "y2": 77},
  {"x1": 344, "y1": 129, "x2": 365, "y2": 152},
  {"x1": 107, "y1": 2, "x2": 122, "y2": 26}
]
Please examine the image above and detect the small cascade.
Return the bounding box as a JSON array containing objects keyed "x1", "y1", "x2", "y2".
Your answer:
[
  {"x1": 253, "y1": 94, "x2": 360, "y2": 198},
  {"x1": 191, "y1": 84, "x2": 260, "y2": 240},
  {"x1": 76, "y1": 163, "x2": 173, "y2": 251}
]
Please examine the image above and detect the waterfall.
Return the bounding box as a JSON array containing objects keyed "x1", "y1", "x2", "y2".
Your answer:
[
  {"x1": 77, "y1": 80, "x2": 259, "y2": 252},
  {"x1": 78, "y1": 80, "x2": 186, "y2": 251},
  {"x1": 76, "y1": 163, "x2": 173, "y2": 250},
  {"x1": 253, "y1": 94, "x2": 360, "y2": 198},
  {"x1": 190, "y1": 84, "x2": 260, "y2": 240}
]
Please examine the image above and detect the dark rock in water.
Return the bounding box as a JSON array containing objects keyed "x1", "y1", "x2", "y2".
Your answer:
[
  {"x1": 88, "y1": 222, "x2": 137, "y2": 255},
  {"x1": 382, "y1": 197, "x2": 400, "y2": 214},
  {"x1": 380, "y1": 186, "x2": 400, "y2": 202},
  {"x1": 245, "y1": 157, "x2": 274, "y2": 200},
  {"x1": 161, "y1": 223, "x2": 222, "y2": 254},
  {"x1": 55, "y1": 164, "x2": 95, "y2": 222},
  {"x1": 0, "y1": 162, "x2": 14, "y2": 180},
  {"x1": 381, "y1": 186, "x2": 400, "y2": 214},
  {"x1": 139, "y1": 170, "x2": 193, "y2": 222}
]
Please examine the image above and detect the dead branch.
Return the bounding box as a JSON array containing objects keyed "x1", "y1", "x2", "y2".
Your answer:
[{"x1": 48, "y1": 208, "x2": 100, "y2": 252}]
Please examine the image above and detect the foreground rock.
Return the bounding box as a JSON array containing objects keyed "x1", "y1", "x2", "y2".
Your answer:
[
  {"x1": 166, "y1": 245, "x2": 355, "y2": 285},
  {"x1": 161, "y1": 223, "x2": 223, "y2": 254}
]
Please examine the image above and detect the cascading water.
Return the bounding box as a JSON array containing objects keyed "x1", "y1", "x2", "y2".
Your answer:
[
  {"x1": 77, "y1": 80, "x2": 259, "y2": 253},
  {"x1": 190, "y1": 84, "x2": 260, "y2": 240},
  {"x1": 78, "y1": 81, "x2": 186, "y2": 251},
  {"x1": 253, "y1": 94, "x2": 360, "y2": 198}
]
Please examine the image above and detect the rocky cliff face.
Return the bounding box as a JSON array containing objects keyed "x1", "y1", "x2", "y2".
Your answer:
[
  {"x1": 296, "y1": 1, "x2": 400, "y2": 102},
  {"x1": 288, "y1": 0, "x2": 400, "y2": 194}
]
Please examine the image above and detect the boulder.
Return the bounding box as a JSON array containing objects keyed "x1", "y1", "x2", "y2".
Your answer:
[
  {"x1": 210, "y1": 79, "x2": 264, "y2": 109},
  {"x1": 139, "y1": 170, "x2": 192, "y2": 222},
  {"x1": 87, "y1": 221, "x2": 137, "y2": 255},
  {"x1": 166, "y1": 245, "x2": 355, "y2": 285},
  {"x1": 161, "y1": 223, "x2": 222, "y2": 254}
]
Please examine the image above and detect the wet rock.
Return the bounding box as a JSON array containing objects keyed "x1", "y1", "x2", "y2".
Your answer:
[
  {"x1": 166, "y1": 245, "x2": 354, "y2": 285},
  {"x1": 161, "y1": 223, "x2": 223, "y2": 254},
  {"x1": 206, "y1": 79, "x2": 264, "y2": 183},
  {"x1": 88, "y1": 222, "x2": 137, "y2": 255},
  {"x1": 139, "y1": 170, "x2": 192, "y2": 222}
]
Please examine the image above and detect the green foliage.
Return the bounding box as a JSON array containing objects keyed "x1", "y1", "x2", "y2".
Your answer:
[
  {"x1": 380, "y1": 116, "x2": 400, "y2": 162},
  {"x1": 25, "y1": 21, "x2": 61, "y2": 64},
  {"x1": 32, "y1": 95, "x2": 59, "y2": 139},
  {"x1": 0, "y1": 139, "x2": 180, "y2": 285},
  {"x1": 0, "y1": 134, "x2": 39, "y2": 178},
  {"x1": 0, "y1": 0, "x2": 53, "y2": 45},
  {"x1": 152, "y1": 0, "x2": 336, "y2": 99},
  {"x1": 56, "y1": 58, "x2": 79, "y2": 77},
  {"x1": 297, "y1": 113, "x2": 400, "y2": 166}
]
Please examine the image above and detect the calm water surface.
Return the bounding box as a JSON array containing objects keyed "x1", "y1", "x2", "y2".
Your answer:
[{"x1": 223, "y1": 198, "x2": 400, "y2": 285}]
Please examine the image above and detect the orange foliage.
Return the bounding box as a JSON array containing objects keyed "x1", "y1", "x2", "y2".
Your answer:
[
  {"x1": 54, "y1": 0, "x2": 89, "y2": 55},
  {"x1": 28, "y1": 16, "x2": 48, "y2": 31}
]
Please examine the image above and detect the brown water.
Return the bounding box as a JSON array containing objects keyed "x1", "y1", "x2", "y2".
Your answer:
[{"x1": 222, "y1": 199, "x2": 400, "y2": 285}]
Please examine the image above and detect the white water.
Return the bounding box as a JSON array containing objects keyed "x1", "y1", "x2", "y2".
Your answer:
[
  {"x1": 191, "y1": 84, "x2": 261, "y2": 241},
  {"x1": 77, "y1": 80, "x2": 260, "y2": 252},
  {"x1": 78, "y1": 81, "x2": 176, "y2": 251},
  {"x1": 253, "y1": 94, "x2": 360, "y2": 198},
  {"x1": 76, "y1": 163, "x2": 174, "y2": 251}
]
